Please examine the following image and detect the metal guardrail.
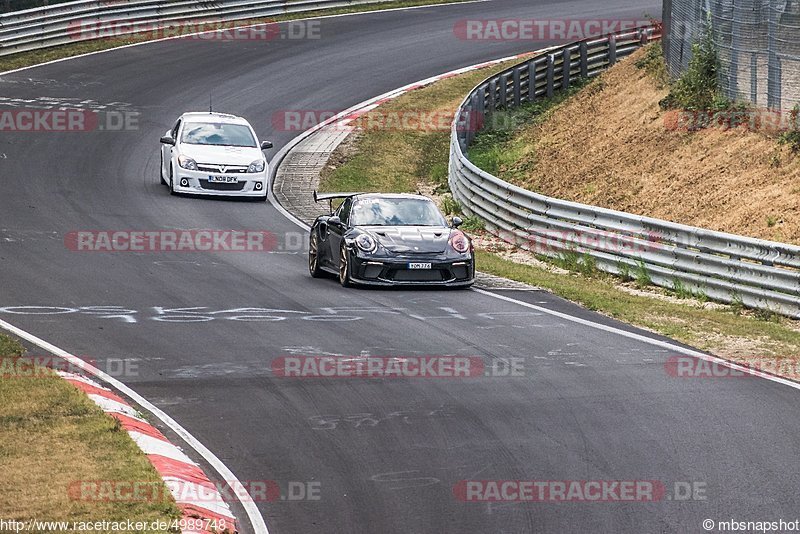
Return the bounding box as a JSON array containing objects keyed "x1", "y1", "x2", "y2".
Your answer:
[
  {"x1": 0, "y1": 0, "x2": 395, "y2": 56},
  {"x1": 449, "y1": 27, "x2": 800, "y2": 318}
]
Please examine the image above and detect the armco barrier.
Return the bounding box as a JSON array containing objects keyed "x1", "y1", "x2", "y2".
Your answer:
[
  {"x1": 448, "y1": 27, "x2": 800, "y2": 318},
  {"x1": 0, "y1": 0, "x2": 395, "y2": 56}
]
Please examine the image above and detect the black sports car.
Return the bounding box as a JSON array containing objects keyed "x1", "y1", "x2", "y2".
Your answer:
[{"x1": 308, "y1": 192, "x2": 475, "y2": 287}]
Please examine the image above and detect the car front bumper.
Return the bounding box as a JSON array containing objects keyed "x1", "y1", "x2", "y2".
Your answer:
[
  {"x1": 348, "y1": 253, "x2": 475, "y2": 287},
  {"x1": 172, "y1": 168, "x2": 267, "y2": 197}
]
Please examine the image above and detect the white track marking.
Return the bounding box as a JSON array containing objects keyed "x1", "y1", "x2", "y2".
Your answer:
[
  {"x1": 0, "y1": 317, "x2": 270, "y2": 534},
  {"x1": 473, "y1": 289, "x2": 800, "y2": 391},
  {"x1": 268, "y1": 52, "x2": 800, "y2": 394}
]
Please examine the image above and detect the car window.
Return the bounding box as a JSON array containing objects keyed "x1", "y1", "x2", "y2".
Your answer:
[
  {"x1": 350, "y1": 198, "x2": 447, "y2": 226},
  {"x1": 171, "y1": 120, "x2": 181, "y2": 139},
  {"x1": 338, "y1": 198, "x2": 353, "y2": 225},
  {"x1": 180, "y1": 122, "x2": 257, "y2": 148}
]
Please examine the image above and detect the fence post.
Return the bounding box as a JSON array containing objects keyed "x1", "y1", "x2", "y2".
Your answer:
[
  {"x1": 476, "y1": 89, "x2": 486, "y2": 138},
  {"x1": 488, "y1": 79, "x2": 497, "y2": 112},
  {"x1": 499, "y1": 74, "x2": 508, "y2": 108},
  {"x1": 528, "y1": 60, "x2": 538, "y2": 102},
  {"x1": 608, "y1": 34, "x2": 617, "y2": 66},
  {"x1": 562, "y1": 48, "x2": 571, "y2": 90},
  {"x1": 580, "y1": 41, "x2": 588, "y2": 78},
  {"x1": 546, "y1": 54, "x2": 555, "y2": 98},
  {"x1": 513, "y1": 67, "x2": 521, "y2": 106}
]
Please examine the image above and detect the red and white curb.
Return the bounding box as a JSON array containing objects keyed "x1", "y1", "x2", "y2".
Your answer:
[{"x1": 56, "y1": 370, "x2": 238, "y2": 534}]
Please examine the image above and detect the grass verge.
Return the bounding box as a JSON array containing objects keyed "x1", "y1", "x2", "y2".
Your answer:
[
  {"x1": 0, "y1": 333, "x2": 182, "y2": 526},
  {"x1": 0, "y1": 0, "x2": 470, "y2": 73},
  {"x1": 320, "y1": 55, "x2": 800, "y2": 361}
]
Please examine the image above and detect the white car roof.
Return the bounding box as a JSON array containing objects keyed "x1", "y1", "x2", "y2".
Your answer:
[{"x1": 179, "y1": 112, "x2": 251, "y2": 126}]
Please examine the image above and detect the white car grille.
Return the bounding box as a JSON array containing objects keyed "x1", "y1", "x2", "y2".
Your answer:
[{"x1": 197, "y1": 163, "x2": 249, "y2": 174}]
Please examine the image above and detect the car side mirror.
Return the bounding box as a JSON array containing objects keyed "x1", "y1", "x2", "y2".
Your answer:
[
  {"x1": 261, "y1": 140, "x2": 273, "y2": 150},
  {"x1": 328, "y1": 216, "x2": 342, "y2": 226},
  {"x1": 451, "y1": 216, "x2": 463, "y2": 228},
  {"x1": 160, "y1": 136, "x2": 176, "y2": 146}
]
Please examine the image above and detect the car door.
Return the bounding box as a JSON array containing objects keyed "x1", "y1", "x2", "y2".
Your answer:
[
  {"x1": 328, "y1": 197, "x2": 352, "y2": 266},
  {"x1": 162, "y1": 119, "x2": 181, "y2": 179}
]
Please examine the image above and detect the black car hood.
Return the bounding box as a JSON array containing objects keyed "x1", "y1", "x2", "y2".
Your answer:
[{"x1": 362, "y1": 226, "x2": 450, "y2": 254}]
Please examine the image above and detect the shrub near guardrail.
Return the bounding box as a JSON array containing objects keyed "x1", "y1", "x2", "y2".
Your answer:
[{"x1": 448, "y1": 27, "x2": 800, "y2": 319}]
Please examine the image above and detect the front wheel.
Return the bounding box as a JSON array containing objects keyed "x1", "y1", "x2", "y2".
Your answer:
[
  {"x1": 169, "y1": 165, "x2": 177, "y2": 196},
  {"x1": 309, "y1": 231, "x2": 324, "y2": 278},
  {"x1": 160, "y1": 153, "x2": 167, "y2": 185},
  {"x1": 339, "y1": 244, "x2": 354, "y2": 287}
]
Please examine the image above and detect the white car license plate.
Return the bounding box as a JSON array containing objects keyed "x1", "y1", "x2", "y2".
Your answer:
[
  {"x1": 408, "y1": 262, "x2": 432, "y2": 270},
  {"x1": 208, "y1": 175, "x2": 238, "y2": 183}
]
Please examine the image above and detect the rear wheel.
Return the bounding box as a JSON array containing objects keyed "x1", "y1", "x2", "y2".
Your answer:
[
  {"x1": 308, "y1": 231, "x2": 324, "y2": 278},
  {"x1": 339, "y1": 244, "x2": 354, "y2": 287}
]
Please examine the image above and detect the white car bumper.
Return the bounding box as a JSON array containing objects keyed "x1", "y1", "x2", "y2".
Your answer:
[{"x1": 173, "y1": 168, "x2": 267, "y2": 197}]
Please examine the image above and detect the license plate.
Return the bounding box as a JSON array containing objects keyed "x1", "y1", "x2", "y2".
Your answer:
[
  {"x1": 408, "y1": 262, "x2": 432, "y2": 270},
  {"x1": 208, "y1": 175, "x2": 238, "y2": 183}
]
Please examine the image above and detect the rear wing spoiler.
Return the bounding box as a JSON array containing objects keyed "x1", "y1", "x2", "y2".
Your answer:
[{"x1": 313, "y1": 190, "x2": 364, "y2": 213}]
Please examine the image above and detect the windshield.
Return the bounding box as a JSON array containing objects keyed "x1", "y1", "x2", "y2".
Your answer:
[
  {"x1": 180, "y1": 122, "x2": 257, "y2": 147},
  {"x1": 350, "y1": 198, "x2": 447, "y2": 227}
]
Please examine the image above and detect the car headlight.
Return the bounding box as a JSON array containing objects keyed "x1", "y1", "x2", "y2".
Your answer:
[
  {"x1": 449, "y1": 230, "x2": 470, "y2": 253},
  {"x1": 355, "y1": 233, "x2": 378, "y2": 253},
  {"x1": 178, "y1": 155, "x2": 197, "y2": 170},
  {"x1": 248, "y1": 160, "x2": 266, "y2": 173}
]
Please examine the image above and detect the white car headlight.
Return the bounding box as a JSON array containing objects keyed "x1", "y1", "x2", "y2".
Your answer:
[
  {"x1": 178, "y1": 155, "x2": 197, "y2": 170},
  {"x1": 355, "y1": 233, "x2": 377, "y2": 253},
  {"x1": 248, "y1": 160, "x2": 266, "y2": 173}
]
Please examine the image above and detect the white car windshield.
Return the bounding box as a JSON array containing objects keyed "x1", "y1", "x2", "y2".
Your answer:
[
  {"x1": 350, "y1": 198, "x2": 447, "y2": 226},
  {"x1": 181, "y1": 122, "x2": 257, "y2": 147}
]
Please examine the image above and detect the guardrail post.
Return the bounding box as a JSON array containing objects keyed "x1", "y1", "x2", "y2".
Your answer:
[
  {"x1": 608, "y1": 34, "x2": 617, "y2": 66},
  {"x1": 561, "y1": 48, "x2": 571, "y2": 90},
  {"x1": 499, "y1": 74, "x2": 508, "y2": 108},
  {"x1": 546, "y1": 55, "x2": 555, "y2": 98},
  {"x1": 467, "y1": 94, "x2": 479, "y2": 145},
  {"x1": 488, "y1": 79, "x2": 497, "y2": 112},
  {"x1": 527, "y1": 61, "x2": 538, "y2": 102},
  {"x1": 579, "y1": 42, "x2": 588, "y2": 78},
  {"x1": 475, "y1": 88, "x2": 486, "y2": 138},
  {"x1": 513, "y1": 68, "x2": 521, "y2": 106}
]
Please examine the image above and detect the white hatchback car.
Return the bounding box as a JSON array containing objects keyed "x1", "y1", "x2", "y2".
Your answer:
[{"x1": 160, "y1": 112, "x2": 273, "y2": 199}]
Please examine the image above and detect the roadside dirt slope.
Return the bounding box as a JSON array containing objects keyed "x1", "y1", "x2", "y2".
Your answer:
[{"x1": 503, "y1": 47, "x2": 800, "y2": 244}]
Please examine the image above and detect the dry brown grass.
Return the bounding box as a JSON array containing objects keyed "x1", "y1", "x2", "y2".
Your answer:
[
  {"x1": 496, "y1": 46, "x2": 800, "y2": 243},
  {"x1": 0, "y1": 334, "x2": 180, "y2": 524}
]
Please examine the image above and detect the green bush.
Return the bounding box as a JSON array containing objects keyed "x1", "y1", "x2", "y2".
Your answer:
[
  {"x1": 779, "y1": 105, "x2": 800, "y2": 153},
  {"x1": 660, "y1": 28, "x2": 729, "y2": 112},
  {"x1": 635, "y1": 42, "x2": 668, "y2": 86}
]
